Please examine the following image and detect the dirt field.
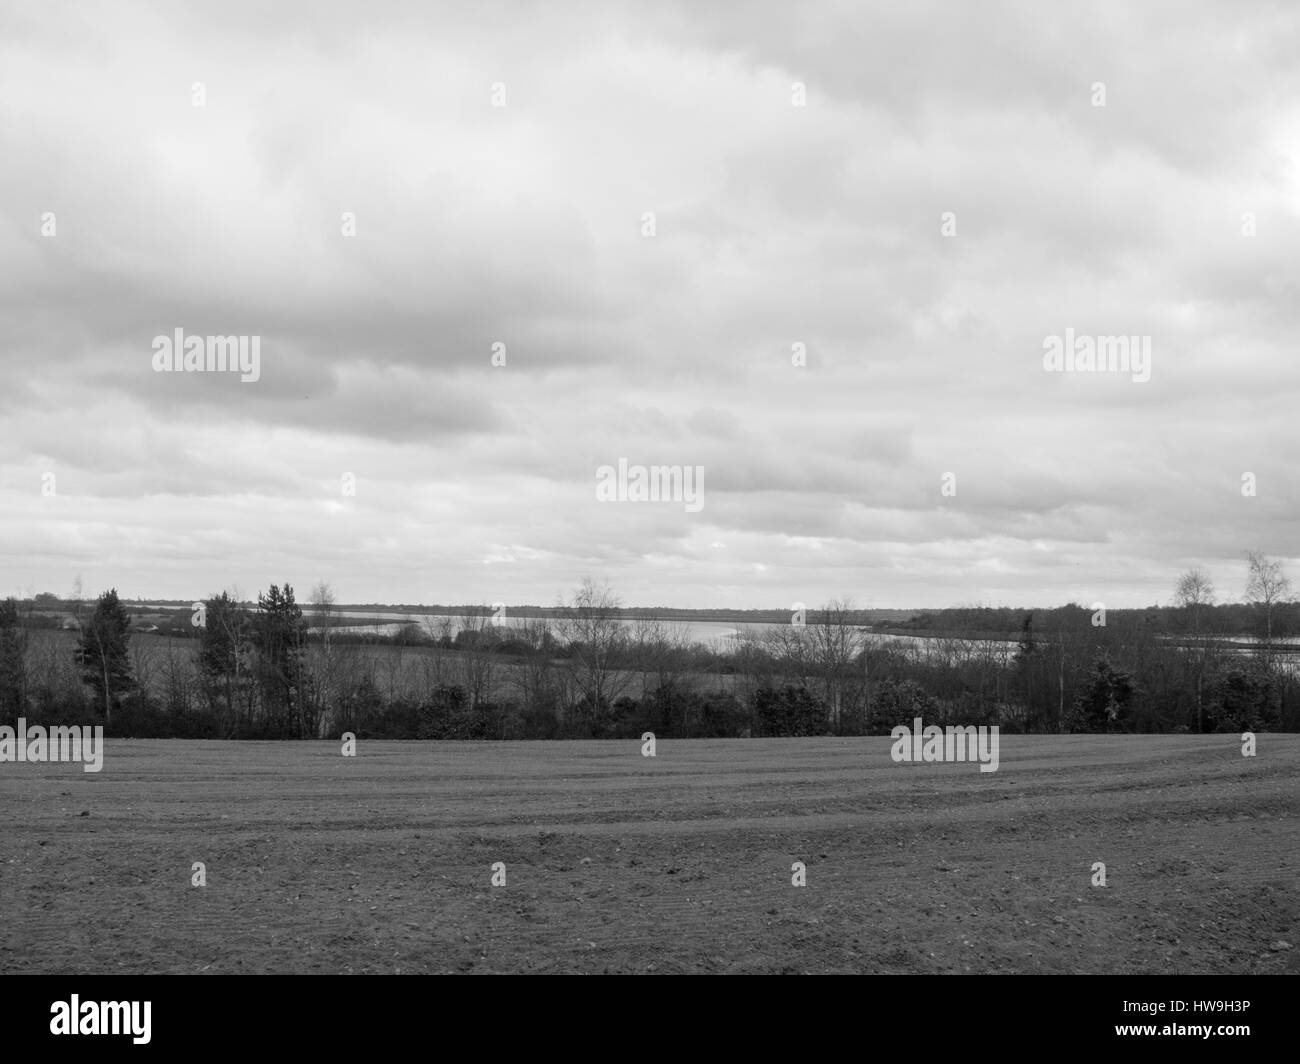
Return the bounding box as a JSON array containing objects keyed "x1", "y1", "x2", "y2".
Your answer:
[{"x1": 1, "y1": 736, "x2": 1296, "y2": 974}]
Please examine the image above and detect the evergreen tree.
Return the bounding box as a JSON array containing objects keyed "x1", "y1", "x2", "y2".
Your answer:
[
  {"x1": 1013, "y1": 612, "x2": 1039, "y2": 725},
  {"x1": 253, "y1": 584, "x2": 308, "y2": 736},
  {"x1": 1069, "y1": 658, "x2": 1134, "y2": 733},
  {"x1": 198, "y1": 592, "x2": 252, "y2": 735},
  {"x1": 76, "y1": 588, "x2": 135, "y2": 724},
  {"x1": 0, "y1": 598, "x2": 28, "y2": 722}
]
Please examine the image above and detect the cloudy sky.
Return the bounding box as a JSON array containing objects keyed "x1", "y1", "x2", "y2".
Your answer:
[{"x1": 2, "y1": 0, "x2": 1297, "y2": 610}]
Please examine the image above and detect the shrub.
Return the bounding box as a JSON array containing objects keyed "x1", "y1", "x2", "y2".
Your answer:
[
  {"x1": 1203, "y1": 667, "x2": 1280, "y2": 733},
  {"x1": 697, "y1": 691, "x2": 749, "y2": 737},
  {"x1": 1066, "y1": 658, "x2": 1135, "y2": 733},
  {"x1": 753, "y1": 685, "x2": 827, "y2": 737},
  {"x1": 866, "y1": 678, "x2": 939, "y2": 734}
]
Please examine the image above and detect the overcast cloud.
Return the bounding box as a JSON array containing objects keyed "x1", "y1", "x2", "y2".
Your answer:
[{"x1": 2, "y1": 0, "x2": 1298, "y2": 609}]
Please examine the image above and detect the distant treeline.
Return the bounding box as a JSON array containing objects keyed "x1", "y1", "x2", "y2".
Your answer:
[
  {"x1": 896, "y1": 602, "x2": 1300, "y2": 642},
  {"x1": 24, "y1": 593, "x2": 910, "y2": 630},
  {"x1": 3, "y1": 571, "x2": 1298, "y2": 739}
]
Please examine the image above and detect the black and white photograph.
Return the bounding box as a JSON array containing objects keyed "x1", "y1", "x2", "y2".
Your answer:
[{"x1": 0, "y1": 0, "x2": 1295, "y2": 1038}]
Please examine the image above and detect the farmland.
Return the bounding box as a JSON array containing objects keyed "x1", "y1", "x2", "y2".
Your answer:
[
  {"x1": 25, "y1": 627, "x2": 553, "y2": 707},
  {"x1": 1, "y1": 736, "x2": 1296, "y2": 974}
]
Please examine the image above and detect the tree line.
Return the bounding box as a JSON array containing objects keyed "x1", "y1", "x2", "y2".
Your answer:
[{"x1": 1, "y1": 556, "x2": 1297, "y2": 738}]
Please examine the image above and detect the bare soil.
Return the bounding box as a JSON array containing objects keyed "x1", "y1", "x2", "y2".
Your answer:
[{"x1": 1, "y1": 736, "x2": 1296, "y2": 974}]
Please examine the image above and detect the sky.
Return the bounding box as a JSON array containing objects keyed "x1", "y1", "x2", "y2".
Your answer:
[{"x1": 1, "y1": 0, "x2": 1298, "y2": 610}]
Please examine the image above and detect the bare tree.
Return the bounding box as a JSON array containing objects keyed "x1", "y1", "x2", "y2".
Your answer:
[
  {"x1": 307, "y1": 580, "x2": 338, "y2": 736},
  {"x1": 510, "y1": 617, "x2": 568, "y2": 729},
  {"x1": 418, "y1": 622, "x2": 453, "y2": 684},
  {"x1": 555, "y1": 578, "x2": 632, "y2": 724},
  {"x1": 453, "y1": 605, "x2": 500, "y2": 711},
  {"x1": 130, "y1": 637, "x2": 159, "y2": 703},
  {"x1": 1174, "y1": 568, "x2": 1215, "y2": 636},
  {"x1": 1175, "y1": 567, "x2": 1216, "y2": 731},
  {"x1": 730, "y1": 625, "x2": 780, "y2": 734},
  {"x1": 377, "y1": 624, "x2": 415, "y2": 704},
  {"x1": 310, "y1": 581, "x2": 336, "y2": 643},
  {"x1": 630, "y1": 617, "x2": 697, "y2": 732},
  {"x1": 807, "y1": 598, "x2": 868, "y2": 732},
  {"x1": 1245, "y1": 550, "x2": 1290, "y2": 659},
  {"x1": 762, "y1": 618, "x2": 814, "y2": 684},
  {"x1": 166, "y1": 633, "x2": 199, "y2": 716}
]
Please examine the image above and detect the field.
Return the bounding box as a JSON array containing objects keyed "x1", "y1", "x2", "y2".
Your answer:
[
  {"x1": 23, "y1": 628, "x2": 735, "y2": 707},
  {"x1": 1, "y1": 736, "x2": 1297, "y2": 974}
]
